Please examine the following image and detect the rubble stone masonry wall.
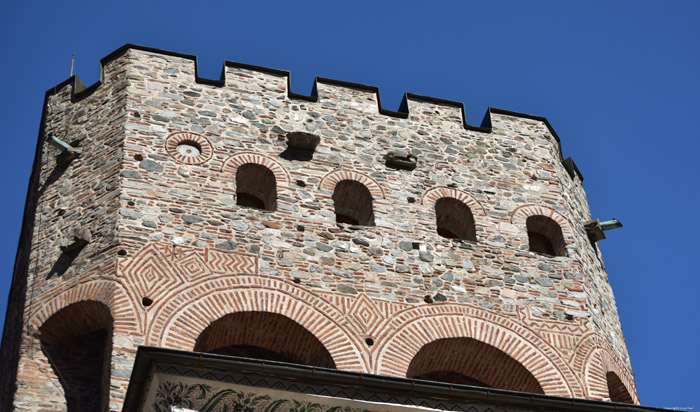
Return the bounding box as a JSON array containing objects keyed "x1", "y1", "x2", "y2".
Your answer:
[{"x1": 1, "y1": 46, "x2": 638, "y2": 411}]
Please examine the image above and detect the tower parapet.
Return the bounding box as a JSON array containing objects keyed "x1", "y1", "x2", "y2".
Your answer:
[{"x1": 1, "y1": 45, "x2": 637, "y2": 411}]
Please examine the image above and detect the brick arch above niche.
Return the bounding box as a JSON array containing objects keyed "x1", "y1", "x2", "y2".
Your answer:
[
  {"x1": 150, "y1": 276, "x2": 368, "y2": 373},
  {"x1": 407, "y1": 337, "x2": 544, "y2": 394},
  {"x1": 37, "y1": 299, "x2": 114, "y2": 412},
  {"x1": 221, "y1": 152, "x2": 291, "y2": 187},
  {"x1": 194, "y1": 311, "x2": 337, "y2": 369},
  {"x1": 574, "y1": 333, "x2": 639, "y2": 404},
  {"x1": 511, "y1": 204, "x2": 575, "y2": 241},
  {"x1": 318, "y1": 170, "x2": 385, "y2": 199},
  {"x1": 420, "y1": 186, "x2": 486, "y2": 217},
  {"x1": 30, "y1": 280, "x2": 128, "y2": 332},
  {"x1": 372, "y1": 304, "x2": 582, "y2": 398}
]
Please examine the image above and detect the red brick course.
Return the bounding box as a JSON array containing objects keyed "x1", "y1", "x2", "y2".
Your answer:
[{"x1": 0, "y1": 46, "x2": 639, "y2": 411}]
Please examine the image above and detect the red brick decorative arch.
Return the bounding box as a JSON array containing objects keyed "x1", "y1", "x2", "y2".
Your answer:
[
  {"x1": 373, "y1": 304, "x2": 581, "y2": 397},
  {"x1": 35, "y1": 299, "x2": 114, "y2": 412},
  {"x1": 221, "y1": 152, "x2": 291, "y2": 187},
  {"x1": 151, "y1": 276, "x2": 367, "y2": 372},
  {"x1": 420, "y1": 186, "x2": 486, "y2": 216},
  {"x1": 194, "y1": 311, "x2": 337, "y2": 369},
  {"x1": 319, "y1": 170, "x2": 385, "y2": 199},
  {"x1": 407, "y1": 337, "x2": 544, "y2": 393},
  {"x1": 510, "y1": 204, "x2": 575, "y2": 241},
  {"x1": 30, "y1": 280, "x2": 136, "y2": 332},
  {"x1": 574, "y1": 333, "x2": 639, "y2": 403}
]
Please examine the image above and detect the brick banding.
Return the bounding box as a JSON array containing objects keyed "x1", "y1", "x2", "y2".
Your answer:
[{"x1": 2, "y1": 46, "x2": 640, "y2": 410}]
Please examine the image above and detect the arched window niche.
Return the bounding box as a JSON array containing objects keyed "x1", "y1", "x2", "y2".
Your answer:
[
  {"x1": 526, "y1": 215, "x2": 567, "y2": 257},
  {"x1": 434, "y1": 197, "x2": 477, "y2": 241},
  {"x1": 39, "y1": 300, "x2": 113, "y2": 412},
  {"x1": 606, "y1": 372, "x2": 634, "y2": 404},
  {"x1": 407, "y1": 337, "x2": 544, "y2": 394},
  {"x1": 332, "y1": 180, "x2": 375, "y2": 226},
  {"x1": 194, "y1": 311, "x2": 336, "y2": 369},
  {"x1": 236, "y1": 163, "x2": 277, "y2": 211}
]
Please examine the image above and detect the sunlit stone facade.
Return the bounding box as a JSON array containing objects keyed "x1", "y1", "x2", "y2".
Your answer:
[{"x1": 0, "y1": 45, "x2": 639, "y2": 411}]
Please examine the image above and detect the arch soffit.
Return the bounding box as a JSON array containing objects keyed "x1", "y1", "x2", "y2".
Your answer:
[
  {"x1": 153, "y1": 276, "x2": 366, "y2": 372},
  {"x1": 420, "y1": 186, "x2": 486, "y2": 216},
  {"x1": 575, "y1": 334, "x2": 639, "y2": 403},
  {"x1": 510, "y1": 204, "x2": 575, "y2": 240},
  {"x1": 30, "y1": 280, "x2": 133, "y2": 331},
  {"x1": 373, "y1": 304, "x2": 577, "y2": 397},
  {"x1": 221, "y1": 152, "x2": 291, "y2": 187},
  {"x1": 319, "y1": 170, "x2": 385, "y2": 199}
]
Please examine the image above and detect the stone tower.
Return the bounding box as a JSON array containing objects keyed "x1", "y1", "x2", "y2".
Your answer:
[{"x1": 1, "y1": 45, "x2": 639, "y2": 411}]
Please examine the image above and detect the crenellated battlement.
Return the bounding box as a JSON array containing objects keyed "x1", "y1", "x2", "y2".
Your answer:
[
  {"x1": 47, "y1": 44, "x2": 583, "y2": 183},
  {"x1": 1, "y1": 44, "x2": 641, "y2": 412}
]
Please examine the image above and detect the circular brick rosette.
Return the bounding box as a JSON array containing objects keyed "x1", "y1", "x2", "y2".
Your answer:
[{"x1": 165, "y1": 132, "x2": 214, "y2": 165}]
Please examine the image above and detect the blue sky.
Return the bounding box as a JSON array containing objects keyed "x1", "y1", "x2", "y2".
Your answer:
[{"x1": 1, "y1": 1, "x2": 698, "y2": 409}]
